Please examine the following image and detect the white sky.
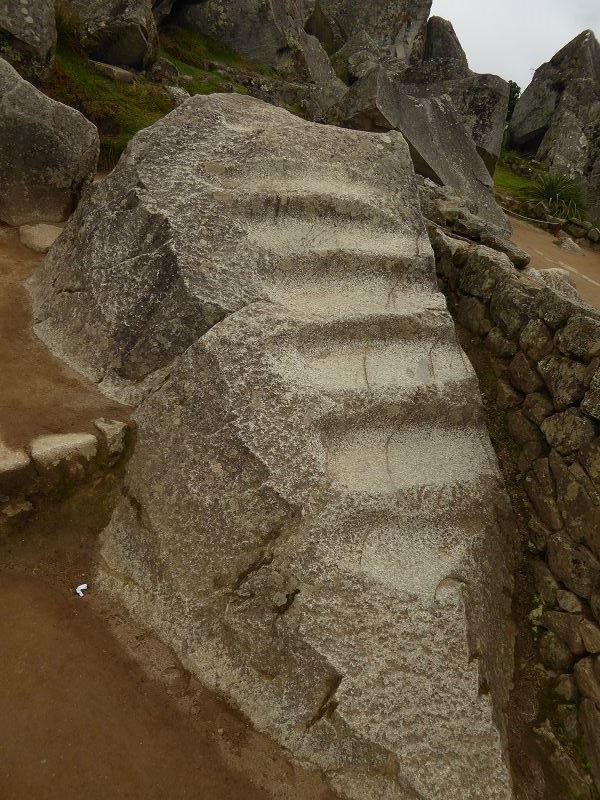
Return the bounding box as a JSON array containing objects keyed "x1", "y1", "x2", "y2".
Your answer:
[{"x1": 430, "y1": 0, "x2": 600, "y2": 89}]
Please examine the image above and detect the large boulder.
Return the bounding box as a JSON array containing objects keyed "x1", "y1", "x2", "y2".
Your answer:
[
  {"x1": 310, "y1": 0, "x2": 432, "y2": 66},
  {"x1": 402, "y1": 17, "x2": 509, "y2": 174},
  {"x1": 509, "y1": 30, "x2": 600, "y2": 218},
  {"x1": 60, "y1": 0, "x2": 159, "y2": 69},
  {"x1": 422, "y1": 72, "x2": 509, "y2": 175},
  {"x1": 340, "y1": 66, "x2": 509, "y2": 230},
  {"x1": 0, "y1": 0, "x2": 56, "y2": 80},
  {"x1": 174, "y1": 0, "x2": 345, "y2": 109},
  {"x1": 30, "y1": 93, "x2": 516, "y2": 800},
  {"x1": 0, "y1": 57, "x2": 99, "y2": 226},
  {"x1": 175, "y1": 0, "x2": 311, "y2": 71}
]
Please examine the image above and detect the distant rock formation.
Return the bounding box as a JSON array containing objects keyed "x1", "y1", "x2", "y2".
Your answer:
[
  {"x1": 510, "y1": 30, "x2": 600, "y2": 219},
  {"x1": 340, "y1": 67, "x2": 508, "y2": 230},
  {"x1": 314, "y1": 0, "x2": 432, "y2": 76},
  {"x1": 0, "y1": 57, "x2": 99, "y2": 225},
  {"x1": 60, "y1": 0, "x2": 159, "y2": 69},
  {"x1": 30, "y1": 93, "x2": 516, "y2": 800},
  {"x1": 172, "y1": 0, "x2": 346, "y2": 111},
  {"x1": 0, "y1": 0, "x2": 56, "y2": 80},
  {"x1": 403, "y1": 17, "x2": 509, "y2": 175}
]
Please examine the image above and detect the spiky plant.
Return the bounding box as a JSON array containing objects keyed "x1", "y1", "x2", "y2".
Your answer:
[{"x1": 521, "y1": 173, "x2": 587, "y2": 219}]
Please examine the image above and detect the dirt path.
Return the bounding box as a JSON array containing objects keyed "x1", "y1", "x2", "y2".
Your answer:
[
  {"x1": 0, "y1": 477, "x2": 336, "y2": 800},
  {"x1": 510, "y1": 217, "x2": 600, "y2": 309},
  {"x1": 0, "y1": 228, "x2": 128, "y2": 449},
  {"x1": 0, "y1": 576, "x2": 335, "y2": 800}
]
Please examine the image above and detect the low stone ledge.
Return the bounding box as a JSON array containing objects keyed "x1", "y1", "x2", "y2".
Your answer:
[
  {"x1": 0, "y1": 420, "x2": 133, "y2": 520},
  {"x1": 0, "y1": 443, "x2": 35, "y2": 492},
  {"x1": 30, "y1": 432, "x2": 98, "y2": 471}
]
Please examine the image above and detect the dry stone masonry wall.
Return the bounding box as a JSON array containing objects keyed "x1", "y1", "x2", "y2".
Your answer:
[{"x1": 430, "y1": 217, "x2": 600, "y2": 796}]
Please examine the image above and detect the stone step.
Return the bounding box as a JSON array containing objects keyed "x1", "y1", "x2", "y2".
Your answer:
[
  {"x1": 325, "y1": 421, "x2": 497, "y2": 494},
  {"x1": 216, "y1": 184, "x2": 405, "y2": 229},
  {"x1": 0, "y1": 419, "x2": 131, "y2": 517}
]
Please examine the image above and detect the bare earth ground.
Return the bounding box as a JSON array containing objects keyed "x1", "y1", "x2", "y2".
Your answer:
[
  {"x1": 0, "y1": 230, "x2": 337, "y2": 800},
  {"x1": 510, "y1": 216, "x2": 600, "y2": 309},
  {"x1": 0, "y1": 230, "x2": 128, "y2": 449}
]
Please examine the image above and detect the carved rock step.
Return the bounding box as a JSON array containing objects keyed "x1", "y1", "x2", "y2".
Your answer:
[{"x1": 31, "y1": 95, "x2": 515, "y2": 799}]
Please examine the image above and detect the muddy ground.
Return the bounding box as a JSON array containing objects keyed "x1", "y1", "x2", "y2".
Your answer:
[{"x1": 510, "y1": 217, "x2": 600, "y2": 309}]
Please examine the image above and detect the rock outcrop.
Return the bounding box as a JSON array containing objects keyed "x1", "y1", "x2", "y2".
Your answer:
[
  {"x1": 401, "y1": 17, "x2": 509, "y2": 174},
  {"x1": 340, "y1": 66, "x2": 508, "y2": 231},
  {"x1": 311, "y1": 0, "x2": 432, "y2": 74},
  {"x1": 0, "y1": 0, "x2": 56, "y2": 81},
  {"x1": 30, "y1": 93, "x2": 516, "y2": 799},
  {"x1": 174, "y1": 0, "x2": 345, "y2": 110},
  {"x1": 509, "y1": 30, "x2": 600, "y2": 218},
  {"x1": 0, "y1": 57, "x2": 99, "y2": 226},
  {"x1": 61, "y1": 0, "x2": 159, "y2": 69}
]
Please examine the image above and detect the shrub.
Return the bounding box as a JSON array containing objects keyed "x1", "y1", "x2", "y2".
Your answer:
[
  {"x1": 507, "y1": 80, "x2": 521, "y2": 121},
  {"x1": 520, "y1": 173, "x2": 587, "y2": 219}
]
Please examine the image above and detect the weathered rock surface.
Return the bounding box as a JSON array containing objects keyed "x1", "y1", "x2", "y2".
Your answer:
[
  {"x1": 402, "y1": 17, "x2": 509, "y2": 174},
  {"x1": 341, "y1": 66, "x2": 508, "y2": 231},
  {"x1": 509, "y1": 30, "x2": 600, "y2": 218},
  {"x1": 176, "y1": 0, "x2": 310, "y2": 71},
  {"x1": 312, "y1": 0, "x2": 432, "y2": 78},
  {"x1": 0, "y1": 57, "x2": 99, "y2": 226},
  {"x1": 0, "y1": 0, "x2": 56, "y2": 80},
  {"x1": 30, "y1": 93, "x2": 516, "y2": 799},
  {"x1": 61, "y1": 0, "x2": 159, "y2": 68},
  {"x1": 174, "y1": 0, "x2": 345, "y2": 108}
]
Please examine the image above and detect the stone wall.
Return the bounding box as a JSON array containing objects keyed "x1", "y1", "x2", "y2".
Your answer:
[{"x1": 430, "y1": 219, "x2": 600, "y2": 798}]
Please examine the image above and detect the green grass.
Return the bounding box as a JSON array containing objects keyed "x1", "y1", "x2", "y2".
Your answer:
[
  {"x1": 38, "y1": 17, "x2": 276, "y2": 169},
  {"x1": 494, "y1": 163, "x2": 536, "y2": 198},
  {"x1": 42, "y1": 44, "x2": 175, "y2": 170},
  {"x1": 160, "y1": 25, "x2": 274, "y2": 76},
  {"x1": 163, "y1": 53, "x2": 249, "y2": 96}
]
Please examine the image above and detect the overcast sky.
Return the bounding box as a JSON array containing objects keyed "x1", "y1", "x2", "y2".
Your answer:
[{"x1": 430, "y1": 0, "x2": 600, "y2": 89}]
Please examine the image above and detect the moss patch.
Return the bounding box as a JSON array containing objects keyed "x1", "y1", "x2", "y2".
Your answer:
[
  {"x1": 160, "y1": 24, "x2": 273, "y2": 76},
  {"x1": 41, "y1": 44, "x2": 175, "y2": 170},
  {"x1": 39, "y1": 19, "x2": 272, "y2": 170}
]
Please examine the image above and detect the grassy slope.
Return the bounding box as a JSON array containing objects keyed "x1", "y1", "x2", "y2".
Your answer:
[
  {"x1": 494, "y1": 163, "x2": 535, "y2": 198},
  {"x1": 40, "y1": 24, "x2": 268, "y2": 169},
  {"x1": 43, "y1": 46, "x2": 174, "y2": 170}
]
